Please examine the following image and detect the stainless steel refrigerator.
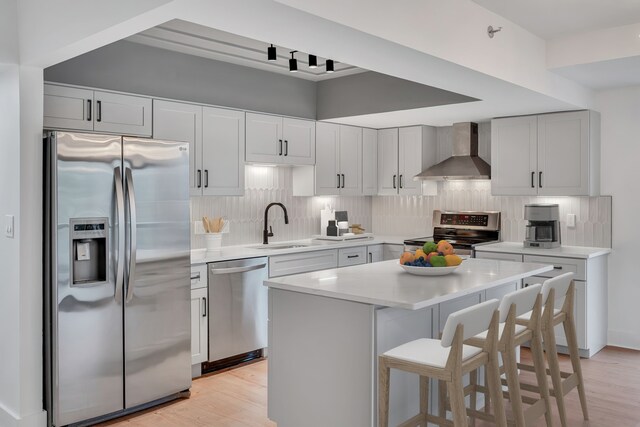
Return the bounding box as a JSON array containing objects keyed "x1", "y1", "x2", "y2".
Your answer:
[{"x1": 44, "y1": 131, "x2": 192, "y2": 426}]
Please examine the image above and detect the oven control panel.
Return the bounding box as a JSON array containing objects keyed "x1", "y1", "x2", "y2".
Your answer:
[{"x1": 439, "y1": 214, "x2": 488, "y2": 227}]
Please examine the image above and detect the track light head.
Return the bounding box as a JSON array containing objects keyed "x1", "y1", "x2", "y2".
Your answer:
[
  {"x1": 289, "y1": 51, "x2": 298, "y2": 72},
  {"x1": 267, "y1": 44, "x2": 277, "y2": 61},
  {"x1": 326, "y1": 59, "x2": 335, "y2": 73},
  {"x1": 308, "y1": 54, "x2": 318, "y2": 68}
]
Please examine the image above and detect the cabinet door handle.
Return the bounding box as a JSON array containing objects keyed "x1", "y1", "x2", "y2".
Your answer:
[
  {"x1": 204, "y1": 170, "x2": 209, "y2": 188},
  {"x1": 368, "y1": 253, "x2": 373, "y2": 263},
  {"x1": 341, "y1": 174, "x2": 345, "y2": 188},
  {"x1": 96, "y1": 100, "x2": 102, "y2": 122},
  {"x1": 197, "y1": 170, "x2": 202, "y2": 188},
  {"x1": 278, "y1": 139, "x2": 283, "y2": 156},
  {"x1": 393, "y1": 175, "x2": 397, "y2": 189},
  {"x1": 347, "y1": 254, "x2": 359, "y2": 259},
  {"x1": 553, "y1": 265, "x2": 563, "y2": 270},
  {"x1": 399, "y1": 174, "x2": 403, "y2": 188},
  {"x1": 337, "y1": 174, "x2": 341, "y2": 189},
  {"x1": 190, "y1": 272, "x2": 201, "y2": 280},
  {"x1": 284, "y1": 140, "x2": 288, "y2": 156},
  {"x1": 202, "y1": 297, "x2": 207, "y2": 317},
  {"x1": 87, "y1": 99, "x2": 92, "y2": 121},
  {"x1": 531, "y1": 171, "x2": 535, "y2": 188},
  {"x1": 539, "y1": 171, "x2": 543, "y2": 188}
]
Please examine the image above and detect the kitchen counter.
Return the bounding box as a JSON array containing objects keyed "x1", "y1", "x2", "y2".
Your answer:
[
  {"x1": 190, "y1": 235, "x2": 406, "y2": 264},
  {"x1": 475, "y1": 241, "x2": 611, "y2": 259},
  {"x1": 267, "y1": 257, "x2": 552, "y2": 427},
  {"x1": 265, "y1": 258, "x2": 552, "y2": 310}
]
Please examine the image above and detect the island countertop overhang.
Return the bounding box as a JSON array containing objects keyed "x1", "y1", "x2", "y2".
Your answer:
[{"x1": 264, "y1": 258, "x2": 554, "y2": 310}]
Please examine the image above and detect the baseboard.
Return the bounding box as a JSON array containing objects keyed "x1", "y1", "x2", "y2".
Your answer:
[
  {"x1": 0, "y1": 404, "x2": 47, "y2": 427},
  {"x1": 608, "y1": 329, "x2": 640, "y2": 350}
]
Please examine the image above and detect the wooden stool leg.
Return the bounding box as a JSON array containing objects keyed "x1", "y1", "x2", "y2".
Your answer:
[
  {"x1": 486, "y1": 352, "x2": 508, "y2": 427},
  {"x1": 439, "y1": 380, "x2": 447, "y2": 419},
  {"x1": 564, "y1": 317, "x2": 589, "y2": 420},
  {"x1": 531, "y1": 333, "x2": 554, "y2": 427},
  {"x1": 545, "y1": 326, "x2": 569, "y2": 427},
  {"x1": 379, "y1": 357, "x2": 390, "y2": 427},
  {"x1": 503, "y1": 348, "x2": 526, "y2": 426},
  {"x1": 469, "y1": 370, "x2": 477, "y2": 427},
  {"x1": 483, "y1": 367, "x2": 491, "y2": 414},
  {"x1": 448, "y1": 378, "x2": 468, "y2": 427},
  {"x1": 420, "y1": 375, "x2": 430, "y2": 426}
]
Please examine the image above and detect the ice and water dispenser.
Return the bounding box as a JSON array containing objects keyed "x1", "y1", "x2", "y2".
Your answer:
[{"x1": 69, "y1": 218, "x2": 108, "y2": 286}]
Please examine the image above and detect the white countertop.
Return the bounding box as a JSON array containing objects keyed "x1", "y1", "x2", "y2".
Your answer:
[
  {"x1": 190, "y1": 235, "x2": 406, "y2": 265},
  {"x1": 264, "y1": 258, "x2": 553, "y2": 310},
  {"x1": 474, "y1": 242, "x2": 611, "y2": 259}
]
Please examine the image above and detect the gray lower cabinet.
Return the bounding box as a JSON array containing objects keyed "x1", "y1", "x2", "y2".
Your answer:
[
  {"x1": 383, "y1": 243, "x2": 404, "y2": 261},
  {"x1": 367, "y1": 244, "x2": 384, "y2": 263},
  {"x1": 475, "y1": 250, "x2": 608, "y2": 357},
  {"x1": 338, "y1": 246, "x2": 367, "y2": 267},
  {"x1": 269, "y1": 250, "x2": 339, "y2": 278},
  {"x1": 190, "y1": 264, "x2": 208, "y2": 370}
]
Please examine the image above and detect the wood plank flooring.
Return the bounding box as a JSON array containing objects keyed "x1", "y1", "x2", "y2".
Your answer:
[{"x1": 100, "y1": 346, "x2": 640, "y2": 427}]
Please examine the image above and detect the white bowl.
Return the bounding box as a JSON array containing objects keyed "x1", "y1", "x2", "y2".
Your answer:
[{"x1": 399, "y1": 263, "x2": 461, "y2": 276}]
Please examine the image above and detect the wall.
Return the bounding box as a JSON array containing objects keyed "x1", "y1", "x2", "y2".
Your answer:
[
  {"x1": 372, "y1": 180, "x2": 612, "y2": 248},
  {"x1": 44, "y1": 40, "x2": 318, "y2": 120},
  {"x1": 190, "y1": 166, "x2": 372, "y2": 248},
  {"x1": 316, "y1": 71, "x2": 476, "y2": 120},
  {"x1": 596, "y1": 86, "x2": 640, "y2": 349}
]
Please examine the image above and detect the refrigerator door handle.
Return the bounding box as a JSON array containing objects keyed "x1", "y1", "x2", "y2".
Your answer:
[
  {"x1": 114, "y1": 167, "x2": 125, "y2": 302},
  {"x1": 125, "y1": 167, "x2": 138, "y2": 303}
]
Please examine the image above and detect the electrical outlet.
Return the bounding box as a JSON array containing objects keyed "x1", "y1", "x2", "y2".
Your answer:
[
  {"x1": 567, "y1": 213, "x2": 576, "y2": 228},
  {"x1": 4, "y1": 215, "x2": 14, "y2": 238}
]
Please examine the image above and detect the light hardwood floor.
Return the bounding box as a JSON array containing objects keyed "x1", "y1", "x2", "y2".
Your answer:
[{"x1": 100, "y1": 346, "x2": 640, "y2": 427}]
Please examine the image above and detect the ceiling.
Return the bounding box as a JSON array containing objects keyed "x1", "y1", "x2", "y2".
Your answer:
[
  {"x1": 126, "y1": 20, "x2": 364, "y2": 81},
  {"x1": 473, "y1": 0, "x2": 640, "y2": 39}
]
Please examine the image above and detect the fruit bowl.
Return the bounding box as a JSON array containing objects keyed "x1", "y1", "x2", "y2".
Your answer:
[{"x1": 399, "y1": 263, "x2": 462, "y2": 276}]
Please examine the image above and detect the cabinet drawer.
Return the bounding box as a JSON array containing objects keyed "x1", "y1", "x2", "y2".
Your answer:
[
  {"x1": 269, "y1": 249, "x2": 338, "y2": 278},
  {"x1": 523, "y1": 255, "x2": 586, "y2": 281},
  {"x1": 191, "y1": 264, "x2": 208, "y2": 290},
  {"x1": 474, "y1": 251, "x2": 523, "y2": 262},
  {"x1": 338, "y1": 246, "x2": 367, "y2": 267}
]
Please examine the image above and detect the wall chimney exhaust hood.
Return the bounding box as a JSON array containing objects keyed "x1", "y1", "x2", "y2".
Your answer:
[{"x1": 414, "y1": 122, "x2": 490, "y2": 181}]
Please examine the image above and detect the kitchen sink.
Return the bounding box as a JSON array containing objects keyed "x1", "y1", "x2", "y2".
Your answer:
[{"x1": 251, "y1": 243, "x2": 311, "y2": 250}]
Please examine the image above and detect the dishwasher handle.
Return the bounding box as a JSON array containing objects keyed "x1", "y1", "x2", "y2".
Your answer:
[{"x1": 209, "y1": 263, "x2": 267, "y2": 275}]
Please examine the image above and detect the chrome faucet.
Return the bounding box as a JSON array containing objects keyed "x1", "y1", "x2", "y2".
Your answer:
[{"x1": 263, "y1": 202, "x2": 289, "y2": 244}]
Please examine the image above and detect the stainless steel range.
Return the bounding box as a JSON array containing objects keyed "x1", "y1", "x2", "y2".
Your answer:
[{"x1": 404, "y1": 210, "x2": 501, "y2": 256}]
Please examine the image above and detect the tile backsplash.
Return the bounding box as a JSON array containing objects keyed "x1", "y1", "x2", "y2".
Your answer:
[
  {"x1": 372, "y1": 180, "x2": 612, "y2": 248},
  {"x1": 190, "y1": 166, "x2": 372, "y2": 248}
]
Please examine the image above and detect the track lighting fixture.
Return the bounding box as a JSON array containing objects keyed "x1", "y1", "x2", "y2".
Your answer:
[
  {"x1": 326, "y1": 59, "x2": 335, "y2": 73},
  {"x1": 289, "y1": 51, "x2": 298, "y2": 72},
  {"x1": 308, "y1": 54, "x2": 317, "y2": 68},
  {"x1": 267, "y1": 44, "x2": 277, "y2": 61}
]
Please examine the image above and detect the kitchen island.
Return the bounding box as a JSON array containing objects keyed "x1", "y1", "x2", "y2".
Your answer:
[{"x1": 265, "y1": 258, "x2": 553, "y2": 427}]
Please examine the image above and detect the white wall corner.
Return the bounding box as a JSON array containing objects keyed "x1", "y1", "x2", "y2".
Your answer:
[{"x1": 608, "y1": 329, "x2": 640, "y2": 351}]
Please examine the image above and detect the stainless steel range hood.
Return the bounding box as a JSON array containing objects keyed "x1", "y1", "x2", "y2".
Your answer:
[{"x1": 414, "y1": 122, "x2": 491, "y2": 180}]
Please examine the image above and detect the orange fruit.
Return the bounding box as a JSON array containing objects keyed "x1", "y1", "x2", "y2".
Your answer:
[
  {"x1": 415, "y1": 249, "x2": 427, "y2": 260},
  {"x1": 437, "y1": 240, "x2": 455, "y2": 256},
  {"x1": 445, "y1": 254, "x2": 463, "y2": 266},
  {"x1": 400, "y1": 252, "x2": 415, "y2": 265}
]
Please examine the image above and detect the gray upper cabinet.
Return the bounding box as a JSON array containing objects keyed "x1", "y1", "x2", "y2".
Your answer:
[
  {"x1": 44, "y1": 84, "x2": 152, "y2": 136},
  {"x1": 201, "y1": 107, "x2": 245, "y2": 196},
  {"x1": 377, "y1": 126, "x2": 437, "y2": 196},
  {"x1": 491, "y1": 110, "x2": 600, "y2": 196},
  {"x1": 362, "y1": 128, "x2": 378, "y2": 196},
  {"x1": 153, "y1": 100, "x2": 244, "y2": 197},
  {"x1": 314, "y1": 123, "x2": 362, "y2": 196},
  {"x1": 153, "y1": 100, "x2": 203, "y2": 196},
  {"x1": 245, "y1": 112, "x2": 315, "y2": 165},
  {"x1": 44, "y1": 84, "x2": 94, "y2": 131}
]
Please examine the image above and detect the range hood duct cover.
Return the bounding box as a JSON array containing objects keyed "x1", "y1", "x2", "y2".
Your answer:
[{"x1": 414, "y1": 122, "x2": 491, "y2": 180}]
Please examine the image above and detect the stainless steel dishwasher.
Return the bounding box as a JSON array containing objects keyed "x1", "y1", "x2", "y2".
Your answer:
[{"x1": 207, "y1": 257, "x2": 269, "y2": 363}]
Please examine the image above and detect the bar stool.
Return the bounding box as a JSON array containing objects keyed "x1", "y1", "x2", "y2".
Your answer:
[
  {"x1": 378, "y1": 299, "x2": 507, "y2": 427},
  {"x1": 464, "y1": 284, "x2": 553, "y2": 426},
  {"x1": 517, "y1": 272, "x2": 589, "y2": 427}
]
